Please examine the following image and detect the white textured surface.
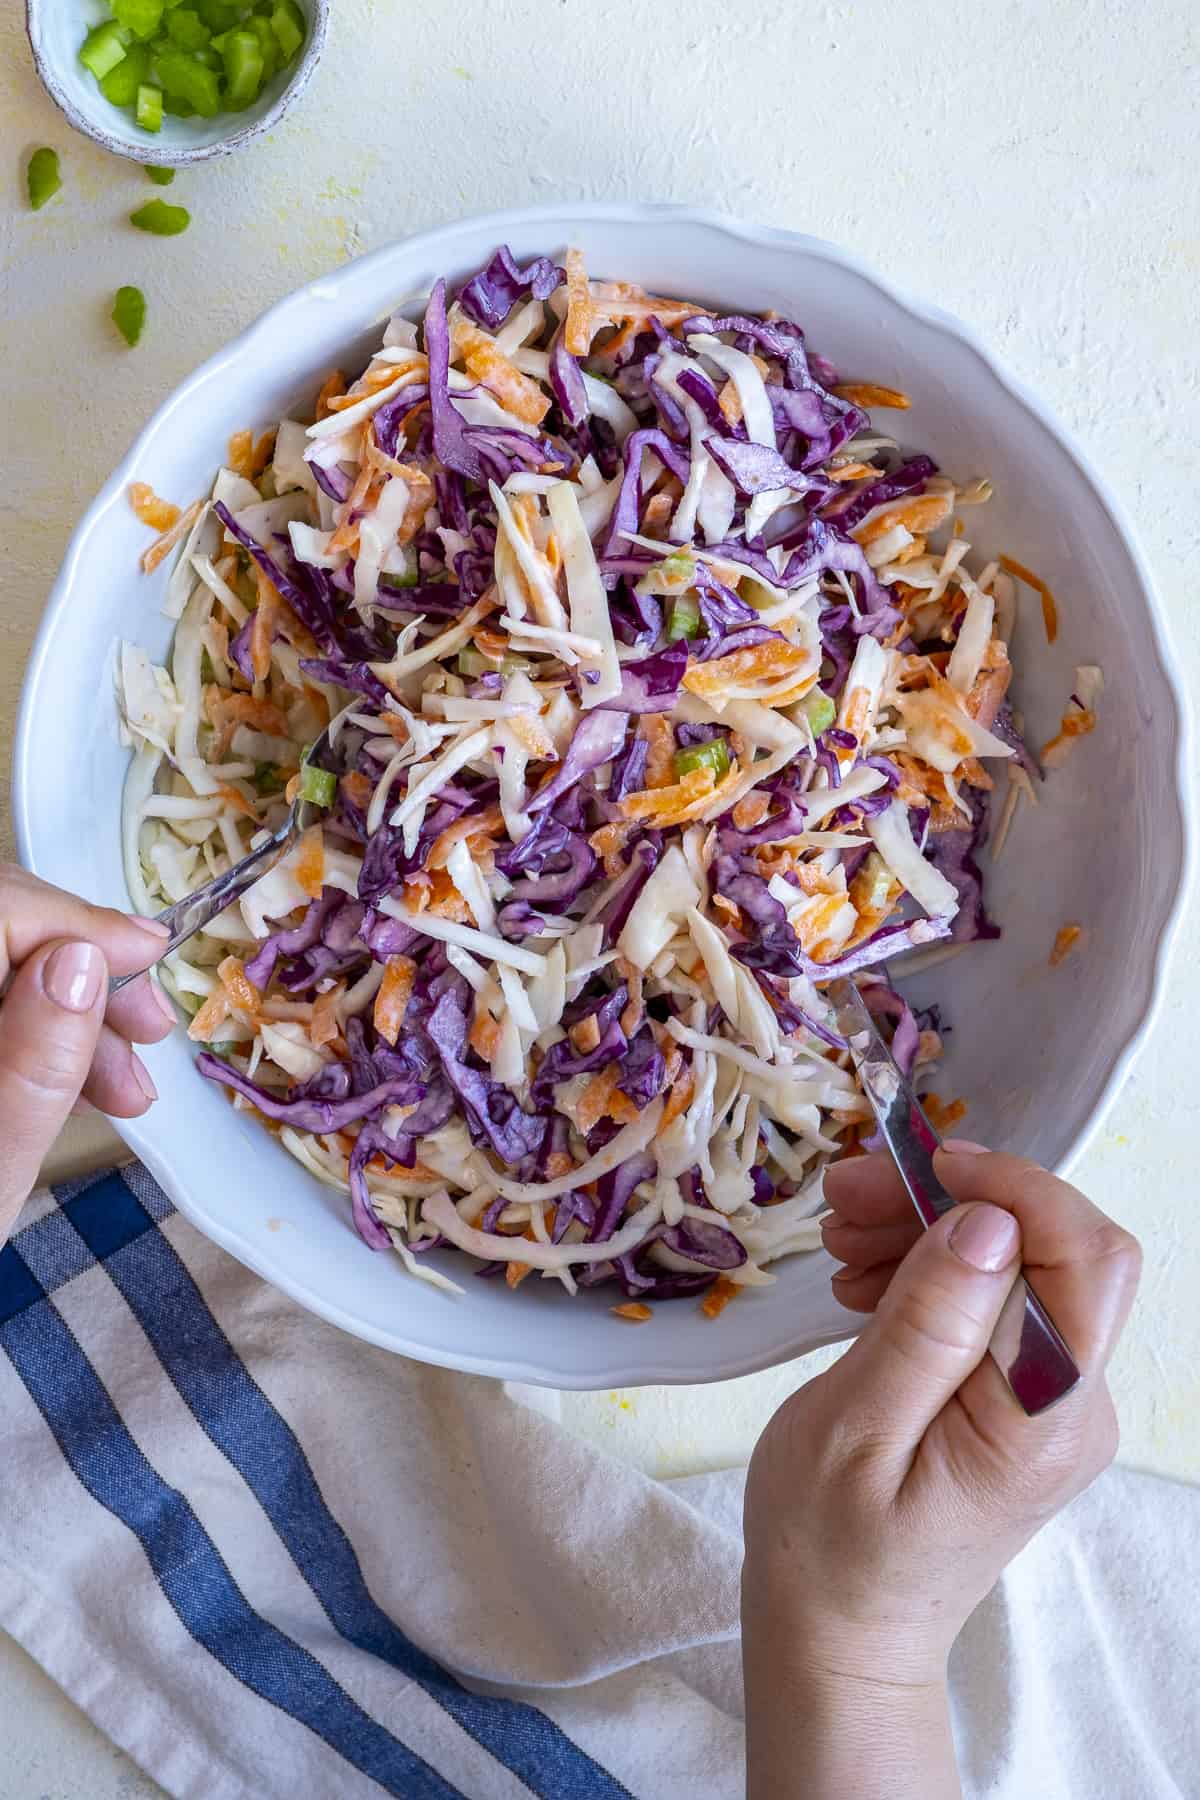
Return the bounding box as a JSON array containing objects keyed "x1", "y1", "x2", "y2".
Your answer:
[{"x1": 1, "y1": 0, "x2": 1198, "y2": 1791}]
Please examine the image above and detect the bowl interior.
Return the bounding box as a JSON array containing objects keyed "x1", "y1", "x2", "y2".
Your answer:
[
  {"x1": 13, "y1": 208, "x2": 1187, "y2": 1385},
  {"x1": 27, "y1": 0, "x2": 324, "y2": 164}
]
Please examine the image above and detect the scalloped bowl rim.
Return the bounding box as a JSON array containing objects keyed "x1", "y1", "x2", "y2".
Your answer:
[{"x1": 13, "y1": 204, "x2": 1192, "y2": 1386}]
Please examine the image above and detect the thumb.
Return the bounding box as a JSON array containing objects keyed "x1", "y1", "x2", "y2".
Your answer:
[
  {"x1": 833, "y1": 1200, "x2": 1023, "y2": 1456},
  {"x1": 0, "y1": 940, "x2": 108, "y2": 1239}
]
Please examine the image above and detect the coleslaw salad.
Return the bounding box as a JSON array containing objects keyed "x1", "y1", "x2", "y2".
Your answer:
[{"x1": 115, "y1": 243, "x2": 1099, "y2": 1317}]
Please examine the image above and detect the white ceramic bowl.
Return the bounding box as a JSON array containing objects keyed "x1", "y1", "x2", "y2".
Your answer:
[
  {"x1": 13, "y1": 205, "x2": 1190, "y2": 1387},
  {"x1": 25, "y1": 0, "x2": 327, "y2": 167}
]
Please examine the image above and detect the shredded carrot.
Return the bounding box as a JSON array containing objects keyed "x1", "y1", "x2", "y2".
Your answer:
[
  {"x1": 922, "y1": 1095, "x2": 968, "y2": 1134},
  {"x1": 457, "y1": 327, "x2": 551, "y2": 426},
  {"x1": 128, "y1": 481, "x2": 181, "y2": 532},
  {"x1": 469, "y1": 1010, "x2": 501, "y2": 1060},
  {"x1": 218, "y1": 956, "x2": 261, "y2": 1016},
  {"x1": 854, "y1": 493, "x2": 951, "y2": 546},
  {"x1": 249, "y1": 570, "x2": 280, "y2": 683},
  {"x1": 419, "y1": 867, "x2": 472, "y2": 921},
  {"x1": 621, "y1": 760, "x2": 740, "y2": 828},
  {"x1": 611, "y1": 1303, "x2": 653, "y2": 1323},
  {"x1": 314, "y1": 370, "x2": 347, "y2": 419},
  {"x1": 827, "y1": 460, "x2": 882, "y2": 482},
  {"x1": 294, "y1": 825, "x2": 325, "y2": 899},
  {"x1": 340, "y1": 769, "x2": 373, "y2": 813},
  {"x1": 661, "y1": 1063, "x2": 695, "y2": 1127},
  {"x1": 205, "y1": 688, "x2": 290, "y2": 737},
  {"x1": 832, "y1": 382, "x2": 911, "y2": 410},
  {"x1": 427, "y1": 803, "x2": 503, "y2": 870},
  {"x1": 373, "y1": 955, "x2": 416, "y2": 1046},
  {"x1": 227, "y1": 429, "x2": 255, "y2": 480},
  {"x1": 310, "y1": 989, "x2": 342, "y2": 1048},
  {"x1": 1041, "y1": 708, "x2": 1095, "y2": 764},
  {"x1": 328, "y1": 363, "x2": 410, "y2": 409},
  {"x1": 589, "y1": 819, "x2": 638, "y2": 878},
  {"x1": 187, "y1": 987, "x2": 231, "y2": 1043},
  {"x1": 141, "y1": 498, "x2": 204, "y2": 574},
  {"x1": 701, "y1": 1276, "x2": 740, "y2": 1320},
  {"x1": 506, "y1": 1262, "x2": 533, "y2": 1289},
  {"x1": 564, "y1": 247, "x2": 594, "y2": 355},
  {"x1": 637, "y1": 714, "x2": 677, "y2": 789},
  {"x1": 999, "y1": 554, "x2": 1058, "y2": 645},
  {"x1": 217, "y1": 781, "x2": 258, "y2": 821},
  {"x1": 1050, "y1": 924, "x2": 1083, "y2": 967},
  {"x1": 682, "y1": 637, "x2": 811, "y2": 701},
  {"x1": 718, "y1": 379, "x2": 743, "y2": 426},
  {"x1": 325, "y1": 462, "x2": 380, "y2": 555},
  {"x1": 575, "y1": 1070, "x2": 613, "y2": 1134}
]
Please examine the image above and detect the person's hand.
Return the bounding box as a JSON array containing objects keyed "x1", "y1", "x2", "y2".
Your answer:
[
  {"x1": 741, "y1": 1144, "x2": 1141, "y2": 1799},
  {"x1": 0, "y1": 866, "x2": 174, "y2": 1236}
]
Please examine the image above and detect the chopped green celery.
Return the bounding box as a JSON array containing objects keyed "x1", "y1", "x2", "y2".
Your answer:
[
  {"x1": 112, "y1": 286, "x2": 147, "y2": 346},
  {"x1": 379, "y1": 568, "x2": 419, "y2": 591},
  {"x1": 208, "y1": 26, "x2": 233, "y2": 51},
  {"x1": 111, "y1": 0, "x2": 166, "y2": 40},
  {"x1": 253, "y1": 761, "x2": 286, "y2": 796},
  {"x1": 298, "y1": 761, "x2": 337, "y2": 808},
  {"x1": 99, "y1": 41, "x2": 150, "y2": 105},
  {"x1": 270, "y1": 0, "x2": 304, "y2": 59},
  {"x1": 222, "y1": 29, "x2": 265, "y2": 106},
  {"x1": 197, "y1": 0, "x2": 241, "y2": 28},
  {"x1": 248, "y1": 15, "x2": 281, "y2": 78},
  {"x1": 164, "y1": 5, "x2": 211, "y2": 48},
  {"x1": 796, "y1": 689, "x2": 836, "y2": 735},
  {"x1": 161, "y1": 92, "x2": 196, "y2": 115},
  {"x1": 79, "y1": 20, "x2": 129, "y2": 79},
  {"x1": 201, "y1": 1038, "x2": 233, "y2": 1057},
  {"x1": 666, "y1": 594, "x2": 702, "y2": 641},
  {"x1": 154, "y1": 47, "x2": 222, "y2": 114},
  {"x1": 130, "y1": 197, "x2": 191, "y2": 235},
  {"x1": 673, "y1": 737, "x2": 730, "y2": 781},
  {"x1": 458, "y1": 647, "x2": 529, "y2": 677},
  {"x1": 26, "y1": 148, "x2": 61, "y2": 211},
  {"x1": 144, "y1": 164, "x2": 176, "y2": 183},
  {"x1": 136, "y1": 83, "x2": 164, "y2": 130},
  {"x1": 191, "y1": 44, "x2": 224, "y2": 67}
]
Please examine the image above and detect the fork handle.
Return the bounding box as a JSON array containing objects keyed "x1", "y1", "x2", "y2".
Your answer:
[{"x1": 109, "y1": 821, "x2": 294, "y2": 994}]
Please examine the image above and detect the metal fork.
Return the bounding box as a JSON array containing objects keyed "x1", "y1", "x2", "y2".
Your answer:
[
  {"x1": 828, "y1": 975, "x2": 1081, "y2": 1417},
  {"x1": 110, "y1": 724, "x2": 336, "y2": 994}
]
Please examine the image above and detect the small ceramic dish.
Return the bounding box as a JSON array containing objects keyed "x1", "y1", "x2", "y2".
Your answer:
[{"x1": 25, "y1": 0, "x2": 328, "y2": 167}]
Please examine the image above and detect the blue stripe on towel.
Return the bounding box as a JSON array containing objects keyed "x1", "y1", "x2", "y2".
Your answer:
[
  {"x1": 68, "y1": 1170, "x2": 630, "y2": 1800},
  {"x1": 0, "y1": 1237, "x2": 466, "y2": 1800}
]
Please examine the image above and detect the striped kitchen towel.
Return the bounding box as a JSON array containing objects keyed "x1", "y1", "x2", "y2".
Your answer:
[{"x1": 0, "y1": 1167, "x2": 1196, "y2": 1800}]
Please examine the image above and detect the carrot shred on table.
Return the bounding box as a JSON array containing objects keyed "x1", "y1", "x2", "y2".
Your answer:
[
  {"x1": 611, "y1": 1303, "x2": 653, "y2": 1323},
  {"x1": 999, "y1": 553, "x2": 1058, "y2": 645},
  {"x1": 128, "y1": 481, "x2": 181, "y2": 532}
]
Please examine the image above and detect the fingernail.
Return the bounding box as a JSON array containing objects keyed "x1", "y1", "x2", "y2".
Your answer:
[
  {"x1": 126, "y1": 913, "x2": 170, "y2": 940},
  {"x1": 950, "y1": 1203, "x2": 1019, "y2": 1272},
  {"x1": 150, "y1": 980, "x2": 178, "y2": 1024},
  {"x1": 131, "y1": 1057, "x2": 158, "y2": 1104},
  {"x1": 43, "y1": 942, "x2": 105, "y2": 1014},
  {"x1": 941, "y1": 1138, "x2": 989, "y2": 1155}
]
